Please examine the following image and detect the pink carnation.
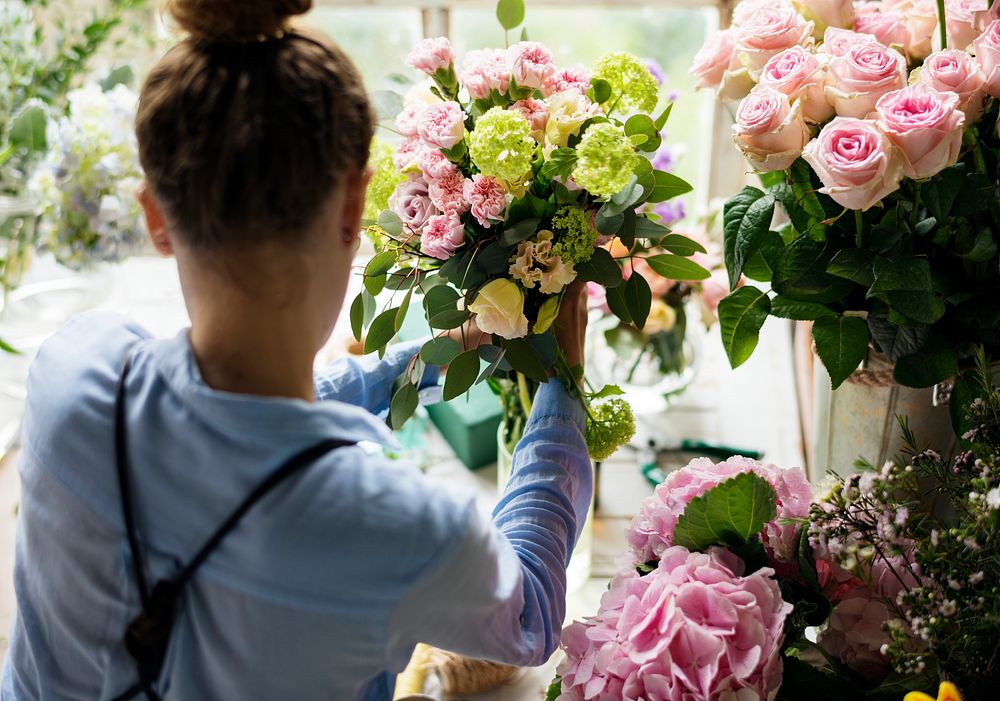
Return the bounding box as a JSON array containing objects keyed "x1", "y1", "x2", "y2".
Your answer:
[
  {"x1": 509, "y1": 97, "x2": 549, "y2": 142},
  {"x1": 627, "y1": 456, "x2": 813, "y2": 568},
  {"x1": 460, "y1": 48, "x2": 511, "y2": 99},
  {"x1": 419, "y1": 213, "x2": 465, "y2": 260},
  {"x1": 427, "y1": 169, "x2": 469, "y2": 216},
  {"x1": 417, "y1": 148, "x2": 457, "y2": 181},
  {"x1": 463, "y1": 175, "x2": 507, "y2": 229},
  {"x1": 395, "y1": 103, "x2": 424, "y2": 138},
  {"x1": 557, "y1": 547, "x2": 791, "y2": 701},
  {"x1": 508, "y1": 41, "x2": 556, "y2": 90},
  {"x1": 542, "y1": 64, "x2": 593, "y2": 96},
  {"x1": 417, "y1": 101, "x2": 466, "y2": 150},
  {"x1": 392, "y1": 137, "x2": 424, "y2": 171},
  {"x1": 406, "y1": 36, "x2": 455, "y2": 75}
]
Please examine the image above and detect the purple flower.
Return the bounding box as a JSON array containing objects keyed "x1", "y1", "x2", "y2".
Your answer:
[
  {"x1": 644, "y1": 58, "x2": 666, "y2": 86},
  {"x1": 652, "y1": 200, "x2": 686, "y2": 226}
]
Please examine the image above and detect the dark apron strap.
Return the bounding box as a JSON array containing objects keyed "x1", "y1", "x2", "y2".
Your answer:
[{"x1": 108, "y1": 351, "x2": 354, "y2": 701}]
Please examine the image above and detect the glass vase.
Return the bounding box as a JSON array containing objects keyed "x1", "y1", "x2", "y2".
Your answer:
[{"x1": 0, "y1": 194, "x2": 39, "y2": 312}]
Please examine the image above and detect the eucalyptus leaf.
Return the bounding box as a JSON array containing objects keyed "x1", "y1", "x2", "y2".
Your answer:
[
  {"x1": 443, "y1": 349, "x2": 481, "y2": 400},
  {"x1": 350, "y1": 293, "x2": 366, "y2": 341},
  {"x1": 364, "y1": 307, "x2": 400, "y2": 355},
  {"x1": 420, "y1": 337, "x2": 462, "y2": 366},
  {"x1": 499, "y1": 336, "x2": 548, "y2": 382},
  {"x1": 496, "y1": 0, "x2": 526, "y2": 30},
  {"x1": 389, "y1": 382, "x2": 419, "y2": 429},
  {"x1": 394, "y1": 289, "x2": 413, "y2": 332}
]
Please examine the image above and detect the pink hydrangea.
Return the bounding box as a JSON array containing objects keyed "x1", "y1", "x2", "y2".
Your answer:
[
  {"x1": 417, "y1": 147, "x2": 457, "y2": 181},
  {"x1": 420, "y1": 213, "x2": 465, "y2": 260},
  {"x1": 627, "y1": 456, "x2": 813, "y2": 568},
  {"x1": 508, "y1": 41, "x2": 557, "y2": 89},
  {"x1": 460, "y1": 48, "x2": 511, "y2": 99},
  {"x1": 406, "y1": 36, "x2": 455, "y2": 75},
  {"x1": 509, "y1": 97, "x2": 549, "y2": 142},
  {"x1": 427, "y1": 168, "x2": 469, "y2": 215},
  {"x1": 818, "y1": 592, "x2": 893, "y2": 682},
  {"x1": 543, "y1": 64, "x2": 593, "y2": 97},
  {"x1": 417, "y1": 101, "x2": 466, "y2": 150},
  {"x1": 557, "y1": 547, "x2": 791, "y2": 701},
  {"x1": 463, "y1": 174, "x2": 507, "y2": 228}
]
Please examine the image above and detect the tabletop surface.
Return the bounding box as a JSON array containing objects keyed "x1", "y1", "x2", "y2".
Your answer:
[{"x1": 0, "y1": 254, "x2": 804, "y2": 699}]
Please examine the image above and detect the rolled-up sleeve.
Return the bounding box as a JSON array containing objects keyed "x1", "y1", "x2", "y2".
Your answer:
[{"x1": 386, "y1": 378, "x2": 591, "y2": 667}]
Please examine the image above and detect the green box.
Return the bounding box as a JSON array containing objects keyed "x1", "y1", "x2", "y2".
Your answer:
[{"x1": 397, "y1": 308, "x2": 502, "y2": 470}]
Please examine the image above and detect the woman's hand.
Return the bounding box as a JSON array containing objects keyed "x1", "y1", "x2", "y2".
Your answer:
[{"x1": 553, "y1": 282, "x2": 587, "y2": 372}]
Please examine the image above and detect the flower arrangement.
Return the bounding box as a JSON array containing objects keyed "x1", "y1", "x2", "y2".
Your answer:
[
  {"x1": 547, "y1": 359, "x2": 1000, "y2": 700},
  {"x1": 355, "y1": 0, "x2": 707, "y2": 457},
  {"x1": 692, "y1": 0, "x2": 1000, "y2": 391},
  {"x1": 29, "y1": 85, "x2": 146, "y2": 271}
]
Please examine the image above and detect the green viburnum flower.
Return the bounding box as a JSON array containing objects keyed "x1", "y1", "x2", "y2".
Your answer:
[
  {"x1": 593, "y1": 52, "x2": 660, "y2": 114},
  {"x1": 468, "y1": 107, "x2": 535, "y2": 186},
  {"x1": 551, "y1": 206, "x2": 598, "y2": 264},
  {"x1": 573, "y1": 123, "x2": 639, "y2": 200},
  {"x1": 586, "y1": 397, "x2": 636, "y2": 461},
  {"x1": 363, "y1": 140, "x2": 404, "y2": 223}
]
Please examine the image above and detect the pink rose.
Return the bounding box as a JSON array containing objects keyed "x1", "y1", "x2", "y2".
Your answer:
[
  {"x1": 390, "y1": 175, "x2": 436, "y2": 232},
  {"x1": 460, "y1": 48, "x2": 511, "y2": 100},
  {"x1": 733, "y1": 85, "x2": 811, "y2": 172},
  {"x1": 463, "y1": 175, "x2": 507, "y2": 229},
  {"x1": 507, "y1": 41, "x2": 556, "y2": 90},
  {"x1": 974, "y1": 0, "x2": 1000, "y2": 30},
  {"x1": 417, "y1": 148, "x2": 457, "y2": 181},
  {"x1": 946, "y1": 0, "x2": 989, "y2": 51},
  {"x1": 854, "y1": 7, "x2": 911, "y2": 52},
  {"x1": 427, "y1": 168, "x2": 469, "y2": 216},
  {"x1": 541, "y1": 64, "x2": 592, "y2": 96},
  {"x1": 818, "y1": 593, "x2": 893, "y2": 682},
  {"x1": 822, "y1": 26, "x2": 880, "y2": 56},
  {"x1": 825, "y1": 41, "x2": 906, "y2": 117},
  {"x1": 699, "y1": 269, "x2": 730, "y2": 315},
  {"x1": 391, "y1": 137, "x2": 424, "y2": 172},
  {"x1": 417, "y1": 101, "x2": 465, "y2": 150},
  {"x1": 886, "y1": 0, "x2": 939, "y2": 60},
  {"x1": 733, "y1": 0, "x2": 796, "y2": 26},
  {"x1": 406, "y1": 36, "x2": 455, "y2": 75},
  {"x1": 875, "y1": 84, "x2": 965, "y2": 179},
  {"x1": 419, "y1": 213, "x2": 465, "y2": 260},
  {"x1": 919, "y1": 49, "x2": 987, "y2": 122},
  {"x1": 394, "y1": 103, "x2": 424, "y2": 138},
  {"x1": 735, "y1": 7, "x2": 816, "y2": 78},
  {"x1": 802, "y1": 116, "x2": 904, "y2": 210},
  {"x1": 974, "y1": 20, "x2": 1000, "y2": 97},
  {"x1": 691, "y1": 28, "x2": 739, "y2": 89},
  {"x1": 509, "y1": 98, "x2": 549, "y2": 142},
  {"x1": 760, "y1": 46, "x2": 836, "y2": 122},
  {"x1": 794, "y1": 0, "x2": 856, "y2": 34}
]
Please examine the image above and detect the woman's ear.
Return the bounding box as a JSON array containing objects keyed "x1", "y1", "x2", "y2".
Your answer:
[
  {"x1": 339, "y1": 166, "x2": 373, "y2": 249},
  {"x1": 137, "y1": 181, "x2": 174, "y2": 257}
]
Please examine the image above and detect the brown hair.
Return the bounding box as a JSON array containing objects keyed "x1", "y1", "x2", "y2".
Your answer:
[{"x1": 136, "y1": 0, "x2": 374, "y2": 249}]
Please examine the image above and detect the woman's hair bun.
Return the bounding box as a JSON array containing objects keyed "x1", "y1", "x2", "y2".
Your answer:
[{"x1": 167, "y1": 0, "x2": 314, "y2": 43}]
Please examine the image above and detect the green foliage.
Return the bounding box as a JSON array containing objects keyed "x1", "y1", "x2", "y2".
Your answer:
[
  {"x1": 496, "y1": 0, "x2": 526, "y2": 30},
  {"x1": 718, "y1": 285, "x2": 770, "y2": 368},
  {"x1": 672, "y1": 471, "x2": 777, "y2": 552},
  {"x1": 443, "y1": 349, "x2": 482, "y2": 401},
  {"x1": 812, "y1": 315, "x2": 870, "y2": 390}
]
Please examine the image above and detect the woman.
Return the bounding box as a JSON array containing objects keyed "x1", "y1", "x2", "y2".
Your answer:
[{"x1": 1, "y1": 1, "x2": 592, "y2": 699}]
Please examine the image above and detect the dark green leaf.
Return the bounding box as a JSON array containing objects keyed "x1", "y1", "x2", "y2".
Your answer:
[
  {"x1": 672, "y1": 472, "x2": 778, "y2": 551},
  {"x1": 475, "y1": 242, "x2": 516, "y2": 274},
  {"x1": 788, "y1": 159, "x2": 825, "y2": 220},
  {"x1": 364, "y1": 307, "x2": 400, "y2": 354},
  {"x1": 624, "y1": 272, "x2": 652, "y2": 330},
  {"x1": 443, "y1": 349, "x2": 482, "y2": 400},
  {"x1": 385, "y1": 269, "x2": 424, "y2": 291},
  {"x1": 424, "y1": 284, "x2": 460, "y2": 318},
  {"x1": 892, "y1": 332, "x2": 958, "y2": 388},
  {"x1": 774, "y1": 657, "x2": 864, "y2": 701},
  {"x1": 718, "y1": 286, "x2": 771, "y2": 368},
  {"x1": 648, "y1": 170, "x2": 693, "y2": 203},
  {"x1": 633, "y1": 216, "x2": 672, "y2": 239},
  {"x1": 619, "y1": 209, "x2": 637, "y2": 249},
  {"x1": 741, "y1": 229, "x2": 785, "y2": 283},
  {"x1": 477, "y1": 346, "x2": 507, "y2": 382},
  {"x1": 724, "y1": 187, "x2": 767, "y2": 287},
  {"x1": 867, "y1": 256, "x2": 945, "y2": 324},
  {"x1": 595, "y1": 206, "x2": 624, "y2": 236},
  {"x1": 606, "y1": 285, "x2": 632, "y2": 325},
  {"x1": 658, "y1": 234, "x2": 707, "y2": 256},
  {"x1": 429, "y1": 309, "x2": 471, "y2": 330},
  {"x1": 772, "y1": 237, "x2": 852, "y2": 303},
  {"x1": 498, "y1": 337, "x2": 548, "y2": 382},
  {"x1": 350, "y1": 293, "x2": 366, "y2": 341},
  {"x1": 770, "y1": 296, "x2": 836, "y2": 321},
  {"x1": 420, "y1": 337, "x2": 462, "y2": 366},
  {"x1": 826, "y1": 249, "x2": 875, "y2": 287},
  {"x1": 644, "y1": 254, "x2": 711, "y2": 281},
  {"x1": 867, "y1": 304, "x2": 929, "y2": 362},
  {"x1": 922, "y1": 165, "x2": 966, "y2": 221},
  {"x1": 389, "y1": 382, "x2": 419, "y2": 429},
  {"x1": 725, "y1": 190, "x2": 775, "y2": 289},
  {"x1": 394, "y1": 289, "x2": 413, "y2": 332},
  {"x1": 812, "y1": 315, "x2": 870, "y2": 390},
  {"x1": 575, "y1": 247, "x2": 624, "y2": 288},
  {"x1": 500, "y1": 217, "x2": 540, "y2": 246},
  {"x1": 366, "y1": 250, "x2": 397, "y2": 278}
]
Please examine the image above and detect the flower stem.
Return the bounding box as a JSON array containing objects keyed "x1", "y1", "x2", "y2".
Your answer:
[
  {"x1": 937, "y1": 0, "x2": 948, "y2": 50},
  {"x1": 854, "y1": 209, "x2": 864, "y2": 248},
  {"x1": 516, "y1": 372, "x2": 533, "y2": 418},
  {"x1": 910, "y1": 181, "x2": 921, "y2": 229}
]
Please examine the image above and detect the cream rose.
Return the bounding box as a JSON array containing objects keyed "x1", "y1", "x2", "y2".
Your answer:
[
  {"x1": 544, "y1": 90, "x2": 599, "y2": 149},
  {"x1": 802, "y1": 116, "x2": 904, "y2": 210},
  {"x1": 918, "y1": 49, "x2": 987, "y2": 122},
  {"x1": 759, "y1": 46, "x2": 835, "y2": 123},
  {"x1": 735, "y1": 7, "x2": 815, "y2": 79},
  {"x1": 733, "y1": 85, "x2": 812, "y2": 172},
  {"x1": 875, "y1": 84, "x2": 965, "y2": 179},
  {"x1": 468, "y1": 278, "x2": 529, "y2": 340},
  {"x1": 643, "y1": 299, "x2": 678, "y2": 335},
  {"x1": 794, "y1": 0, "x2": 855, "y2": 36},
  {"x1": 825, "y1": 41, "x2": 907, "y2": 117},
  {"x1": 974, "y1": 20, "x2": 1000, "y2": 98}
]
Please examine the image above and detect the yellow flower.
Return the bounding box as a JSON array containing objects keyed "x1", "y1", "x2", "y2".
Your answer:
[
  {"x1": 904, "y1": 681, "x2": 962, "y2": 701},
  {"x1": 643, "y1": 299, "x2": 677, "y2": 335},
  {"x1": 468, "y1": 278, "x2": 529, "y2": 340},
  {"x1": 544, "y1": 90, "x2": 599, "y2": 149}
]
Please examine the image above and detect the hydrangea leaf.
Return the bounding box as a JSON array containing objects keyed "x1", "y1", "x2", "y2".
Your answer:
[
  {"x1": 672, "y1": 471, "x2": 777, "y2": 552},
  {"x1": 718, "y1": 285, "x2": 770, "y2": 368},
  {"x1": 812, "y1": 315, "x2": 870, "y2": 390}
]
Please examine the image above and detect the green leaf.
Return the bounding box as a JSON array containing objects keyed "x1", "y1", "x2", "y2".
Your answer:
[
  {"x1": 477, "y1": 345, "x2": 508, "y2": 382},
  {"x1": 9, "y1": 104, "x2": 47, "y2": 153},
  {"x1": 545, "y1": 679, "x2": 563, "y2": 701},
  {"x1": 0, "y1": 338, "x2": 17, "y2": 354},
  {"x1": 429, "y1": 309, "x2": 471, "y2": 330},
  {"x1": 624, "y1": 272, "x2": 652, "y2": 330},
  {"x1": 625, "y1": 114, "x2": 661, "y2": 153},
  {"x1": 619, "y1": 209, "x2": 637, "y2": 249},
  {"x1": 595, "y1": 206, "x2": 624, "y2": 236},
  {"x1": 500, "y1": 217, "x2": 541, "y2": 247},
  {"x1": 575, "y1": 247, "x2": 624, "y2": 288},
  {"x1": 647, "y1": 170, "x2": 692, "y2": 203},
  {"x1": 772, "y1": 237, "x2": 852, "y2": 303},
  {"x1": 100, "y1": 65, "x2": 134, "y2": 91},
  {"x1": 718, "y1": 285, "x2": 771, "y2": 368},
  {"x1": 922, "y1": 165, "x2": 964, "y2": 222},
  {"x1": 377, "y1": 210, "x2": 403, "y2": 237},
  {"x1": 350, "y1": 293, "x2": 366, "y2": 341},
  {"x1": 826, "y1": 249, "x2": 875, "y2": 287},
  {"x1": 364, "y1": 307, "x2": 400, "y2": 354},
  {"x1": 606, "y1": 285, "x2": 632, "y2": 325},
  {"x1": 770, "y1": 296, "x2": 835, "y2": 321},
  {"x1": 534, "y1": 295, "x2": 561, "y2": 334},
  {"x1": 788, "y1": 158, "x2": 825, "y2": 220},
  {"x1": 496, "y1": 0, "x2": 526, "y2": 29},
  {"x1": 394, "y1": 289, "x2": 413, "y2": 332},
  {"x1": 420, "y1": 337, "x2": 462, "y2": 366},
  {"x1": 653, "y1": 102, "x2": 673, "y2": 131},
  {"x1": 672, "y1": 472, "x2": 778, "y2": 551},
  {"x1": 366, "y1": 250, "x2": 397, "y2": 278},
  {"x1": 741, "y1": 229, "x2": 785, "y2": 283},
  {"x1": 588, "y1": 78, "x2": 613, "y2": 104},
  {"x1": 633, "y1": 216, "x2": 672, "y2": 239},
  {"x1": 424, "y1": 284, "x2": 460, "y2": 317},
  {"x1": 443, "y1": 349, "x2": 482, "y2": 400},
  {"x1": 867, "y1": 256, "x2": 945, "y2": 324},
  {"x1": 724, "y1": 187, "x2": 774, "y2": 289},
  {"x1": 644, "y1": 254, "x2": 711, "y2": 281},
  {"x1": 371, "y1": 90, "x2": 404, "y2": 121},
  {"x1": 498, "y1": 336, "x2": 549, "y2": 382},
  {"x1": 389, "y1": 381, "x2": 419, "y2": 429},
  {"x1": 774, "y1": 657, "x2": 865, "y2": 701},
  {"x1": 658, "y1": 234, "x2": 707, "y2": 257},
  {"x1": 892, "y1": 332, "x2": 958, "y2": 388},
  {"x1": 866, "y1": 304, "x2": 929, "y2": 363},
  {"x1": 812, "y1": 315, "x2": 870, "y2": 390}
]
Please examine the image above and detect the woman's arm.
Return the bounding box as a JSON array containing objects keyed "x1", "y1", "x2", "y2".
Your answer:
[{"x1": 313, "y1": 340, "x2": 436, "y2": 414}]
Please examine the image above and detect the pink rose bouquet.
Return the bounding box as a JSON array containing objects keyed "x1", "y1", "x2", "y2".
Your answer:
[
  {"x1": 357, "y1": 5, "x2": 708, "y2": 465},
  {"x1": 692, "y1": 0, "x2": 1000, "y2": 393}
]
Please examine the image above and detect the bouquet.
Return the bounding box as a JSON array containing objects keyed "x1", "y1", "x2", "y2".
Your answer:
[
  {"x1": 30, "y1": 85, "x2": 146, "y2": 271},
  {"x1": 693, "y1": 0, "x2": 1000, "y2": 391},
  {"x1": 356, "y1": 0, "x2": 708, "y2": 457}
]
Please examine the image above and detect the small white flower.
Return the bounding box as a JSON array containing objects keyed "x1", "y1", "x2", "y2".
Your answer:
[{"x1": 986, "y1": 488, "x2": 1000, "y2": 509}]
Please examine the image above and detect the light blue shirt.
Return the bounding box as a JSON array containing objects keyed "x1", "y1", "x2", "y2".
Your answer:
[{"x1": 1, "y1": 311, "x2": 591, "y2": 701}]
